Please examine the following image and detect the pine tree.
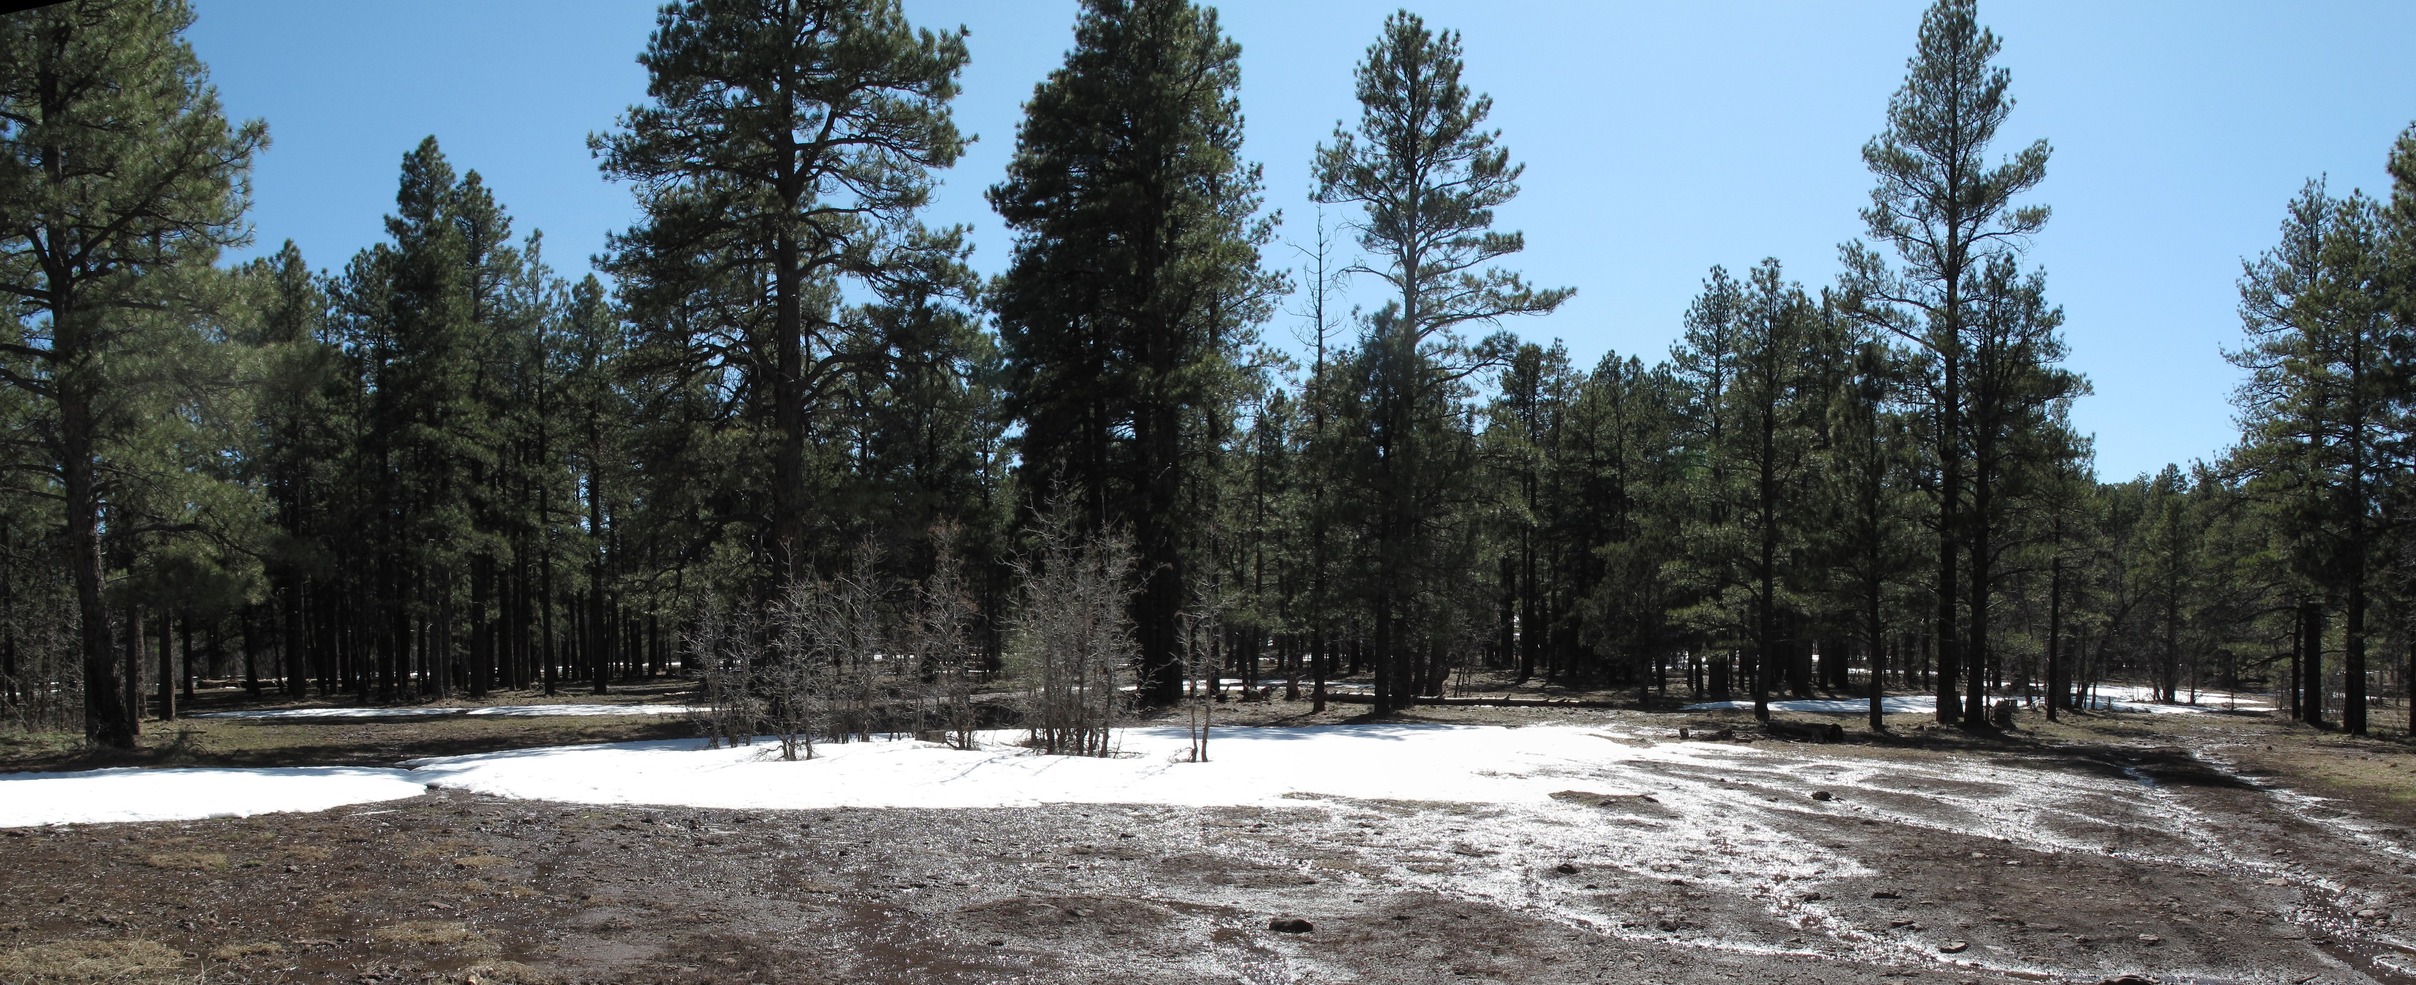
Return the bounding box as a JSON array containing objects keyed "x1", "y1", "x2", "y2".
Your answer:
[
  {"x1": 598, "y1": 0, "x2": 967, "y2": 588},
  {"x1": 1314, "y1": 10, "x2": 1569, "y2": 714},
  {"x1": 1818, "y1": 337, "x2": 1919, "y2": 730},
  {"x1": 989, "y1": 0, "x2": 1279, "y2": 705},
  {"x1": 238, "y1": 241, "x2": 347, "y2": 696},
  {"x1": 1842, "y1": 0, "x2": 2051, "y2": 726},
  {"x1": 0, "y1": 0, "x2": 267, "y2": 746},
  {"x1": 1726, "y1": 261, "x2": 1823, "y2": 720},
  {"x1": 2231, "y1": 179, "x2": 2399, "y2": 735}
]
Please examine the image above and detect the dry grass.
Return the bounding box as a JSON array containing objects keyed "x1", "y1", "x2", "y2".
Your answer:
[
  {"x1": 0, "y1": 938, "x2": 188, "y2": 983},
  {"x1": 139, "y1": 851, "x2": 225, "y2": 872},
  {"x1": 371, "y1": 920, "x2": 472, "y2": 945},
  {"x1": 203, "y1": 940, "x2": 282, "y2": 962},
  {"x1": 436, "y1": 960, "x2": 555, "y2": 985}
]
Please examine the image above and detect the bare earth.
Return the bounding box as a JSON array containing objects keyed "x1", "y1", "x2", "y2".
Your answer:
[{"x1": 3, "y1": 688, "x2": 2413, "y2": 984}]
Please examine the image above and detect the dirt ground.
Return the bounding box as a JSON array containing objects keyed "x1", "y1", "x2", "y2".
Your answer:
[{"x1": 4, "y1": 684, "x2": 2415, "y2": 984}]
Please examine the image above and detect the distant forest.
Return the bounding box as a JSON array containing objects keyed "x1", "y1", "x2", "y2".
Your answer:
[{"x1": 3, "y1": 0, "x2": 2412, "y2": 750}]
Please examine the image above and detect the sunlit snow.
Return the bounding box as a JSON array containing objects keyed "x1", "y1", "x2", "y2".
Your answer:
[
  {"x1": 404, "y1": 724, "x2": 1703, "y2": 811},
  {"x1": 190, "y1": 703, "x2": 699, "y2": 720},
  {"x1": 0, "y1": 766, "x2": 425, "y2": 827},
  {"x1": 1684, "y1": 686, "x2": 2272, "y2": 716}
]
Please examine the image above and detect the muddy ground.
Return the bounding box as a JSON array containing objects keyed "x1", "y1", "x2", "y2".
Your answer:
[{"x1": 3, "y1": 687, "x2": 2415, "y2": 984}]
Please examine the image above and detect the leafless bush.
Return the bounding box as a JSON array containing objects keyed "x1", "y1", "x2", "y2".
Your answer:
[
  {"x1": 774, "y1": 551, "x2": 894, "y2": 756},
  {"x1": 688, "y1": 601, "x2": 763, "y2": 750},
  {"x1": 916, "y1": 523, "x2": 982, "y2": 751},
  {"x1": 1181, "y1": 581, "x2": 1230, "y2": 763},
  {"x1": 1006, "y1": 509, "x2": 1136, "y2": 757}
]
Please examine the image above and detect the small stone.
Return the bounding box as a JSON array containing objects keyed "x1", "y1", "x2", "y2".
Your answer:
[
  {"x1": 987, "y1": 939, "x2": 1006, "y2": 947},
  {"x1": 1268, "y1": 917, "x2": 1313, "y2": 934},
  {"x1": 2355, "y1": 908, "x2": 2386, "y2": 922},
  {"x1": 2137, "y1": 934, "x2": 2162, "y2": 945},
  {"x1": 1871, "y1": 890, "x2": 1901, "y2": 900},
  {"x1": 1810, "y1": 790, "x2": 1834, "y2": 802},
  {"x1": 2263, "y1": 877, "x2": 2287, "y2": 886},
  {"x1": 1939, "y1": 941, "x2": 1969, "y2": 954},
  {"x1": 1554, "y1": 862, "x2": 1580, "y2": 875},
  {"x1": 2096, "y1": 976, "x2": 2158, "y2": 985}
]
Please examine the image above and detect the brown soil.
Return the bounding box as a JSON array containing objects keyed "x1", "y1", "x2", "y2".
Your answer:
[{"x1": 4, "y1": 685, "x2": 2415, "y2": 983}]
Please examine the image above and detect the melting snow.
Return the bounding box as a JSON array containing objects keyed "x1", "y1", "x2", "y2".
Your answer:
[
  {"x1": 1684, "y1": 687, "x2": 2272, "y2": 716},
  {"x1": 190, "y1": 703, "x2": 698, "y2": 721},
  {"x1": 1682, "y1": 696, "x2": 1936, "y2": 715},
  {"x1": 404, "y1": 724, "x2": 1710, "y2": 811},
  {"x1": 0, "y1": 766, "x2": 425, "y2": 827}
]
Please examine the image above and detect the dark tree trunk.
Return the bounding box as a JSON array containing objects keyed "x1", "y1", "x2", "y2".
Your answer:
[
  {"x1": 156, "y1": 610, "x2": 175, "y2": 721},
  {"x1": 2045, "y1": 555, "x2": 2063, "y2": 723},
  {"x1": 121, "y1": 601, "x2": 143, "y2": 734},
  {"x1": 65, "y1": 398, "x2": 129, "y2": 746},
  {"x1": 2302, "y1": 600, "x2": 2324, "y2": 726}
]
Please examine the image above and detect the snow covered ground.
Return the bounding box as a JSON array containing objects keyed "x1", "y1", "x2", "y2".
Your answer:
[
  {"x1": 0, "y1": 766, "x2": 426, "y2": 827},
  {"x1": 1, "y1": 724, "x2": 1714, "y2": 827},
  {"x1": 404, "y1": 724, "x2": 1704, "y2": 811},
  {"x1": 1685, "y1": 686, "x2": 2273, "y2": 716},
  {"x1": 190, "y1": 703, "x2": 699, "y2": 721}
]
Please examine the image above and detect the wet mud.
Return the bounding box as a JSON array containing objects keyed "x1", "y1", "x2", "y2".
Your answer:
[{"x1": 3, "y1": 712, "x2": 2412, "y2": 983}]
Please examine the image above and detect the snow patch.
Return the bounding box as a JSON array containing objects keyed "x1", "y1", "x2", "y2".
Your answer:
[
  {"x1": 191, "y1": 703, "x2": 699, "y2": 721},
  {"x1": 1682, "y1": 689, "x2": 2272, "y2": 716},
  {"x1": 0, "y1": 766, "x2": 425, "y2": 828},
  {"x1": 404, "y1": 724, "x2": 1717, "y2": 811}
]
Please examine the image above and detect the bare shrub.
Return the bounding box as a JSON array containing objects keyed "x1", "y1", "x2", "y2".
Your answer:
[
  {"x1": 1181, "y1": 581, "x2": 1230, "y2": 763},
  {"x1": 916, "y1": 522, "x2": 982, "y2": 750},
  {"x1": 688, "y1": 601, "x2": 763, "y2": 750},
  {"x1": 1007, "y1": 509, "x2": 1136, "y2": 757},
  {"x1": 768, "y1": 550, "x2": 894, "y2": 759}
]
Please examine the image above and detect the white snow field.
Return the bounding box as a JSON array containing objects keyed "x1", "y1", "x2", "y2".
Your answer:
[
  {"x1": 1684, "y1": 686, "x2": 2272, "y2": 716},
  {"x1": 0, "y1": 766, "x2": 426, "y2": 827},
  {"x1": 190, "y1": 702, "x2": 699, "y2": 721},
  {"x1": 402, "y1": 724, "x2": 1706, "y2": 811},
  {"x1": 5, "y1": 724, "x2": 1710, "y2": 827}
]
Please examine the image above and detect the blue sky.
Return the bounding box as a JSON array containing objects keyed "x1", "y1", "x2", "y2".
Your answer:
[{"x1": 185, "y1": 1, "x2": 2416, "y2": 482}]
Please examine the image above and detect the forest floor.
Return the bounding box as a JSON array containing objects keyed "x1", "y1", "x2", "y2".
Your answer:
[{"x1": 3, "y1": 677, "x2": 2415, "y2": 984}]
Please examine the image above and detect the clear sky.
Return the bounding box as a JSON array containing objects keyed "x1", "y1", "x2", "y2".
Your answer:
[{"x1": 184, "y1": 1, "x2": 2416, "y2": 482}]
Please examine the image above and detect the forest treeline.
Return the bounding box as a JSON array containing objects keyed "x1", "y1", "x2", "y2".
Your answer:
[{"x1": 3, "y1": 0, "x2": 2413, "y2": 750}]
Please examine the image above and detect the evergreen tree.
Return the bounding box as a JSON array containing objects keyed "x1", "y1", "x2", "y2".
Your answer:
[
  {"x1": 1314, "y1": 10, "x2": 1570, "y2": 714},
  {"x1": 0, "y1": 0, "x2": 267, "y2": 746},
  {"x1": 989, "y1": 0, "x2": 1279, "y2": 705},
  {"x1": 598, "y1": 0, "x2": 967, "y2": 587},
  {"x1": 1486, "y1": 341, "x2": 1573, "y2": 684},
  {"x1": 237, "y1": 241, "x2": 346, "y2": 697},
  {"x1": 2231, "y1": 179, "x2": 2403, "y2": 735},
  {"x1": 1842, "y1": 0, "x2": 2051, "y2": 726},
  {"x1": 1818, "y1": 337, "x2": 1920, "y2": 730}
]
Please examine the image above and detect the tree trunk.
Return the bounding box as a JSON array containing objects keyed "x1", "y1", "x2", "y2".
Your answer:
[
  {"x1": 1935, "y1": 352, "x2": 1961, "y2": 726},
  {"x1": 122, "y1": 601, "x2": 143, "y2": 734},
  {"x1": 2302, "y1": 600, "x2": 2324, "y2": 726},
  {"x1": 2045, "y1": 554, "x2": 2062, "y2": 723},
  {"x1": 63, "y1": 393, "x2": 130, "y2": 746},
  {"x1": 156, "y1": 609, "x2": 175, "y2": 721}
]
